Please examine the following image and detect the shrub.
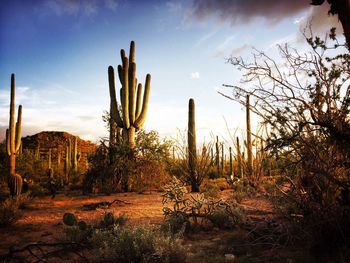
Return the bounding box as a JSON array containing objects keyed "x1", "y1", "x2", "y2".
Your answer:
[
  {"x1": 162, "y1": 177, "x2": 247, "y2": 232},
  {"x1": 90, "y1": 225, "x2": 186, "y2": 263},
  {"x1": 84, "y1": 129, "x2": 171, "y2": 194},
  {"x1": 63, "y1": 211, "x2": 186, "y2": 262},
  {"x1": 0, "y1": 198, "x2": 22, "y2": 227}
]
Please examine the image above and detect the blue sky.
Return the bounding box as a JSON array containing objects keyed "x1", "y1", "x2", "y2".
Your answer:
[{"x1": 0, "y1": 0, "x2": 339, "y2": 144}]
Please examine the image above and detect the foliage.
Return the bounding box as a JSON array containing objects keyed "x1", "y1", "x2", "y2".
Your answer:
[
  {"x1": 63, "y1": 211, "x2": 186, "y2": 263},
  {"x1": 221, "y1": 27, "x2": 350, "y2": 249},
  {"x1": 169, "y1": 138, "x2": 213, "y2": 192},
  {"x1": 0, "y1": 198, "x2": 22, "y2": 227},
  {"x1": 84, "y1": 129, "x2": 172, "y2": 194},
  {"x1": 162, "y1": 177, "x2": 247, "y2": 233}
]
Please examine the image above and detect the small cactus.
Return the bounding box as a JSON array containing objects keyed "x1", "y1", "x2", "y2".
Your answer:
[
  {"x1": 78, "y1": 220, "x2": 88, "y2": 231},
  {"x1": 63, "y1": 212, "x2": 77, "y2": 226},
  {"x1": 103, "y1": 212, "x2": 115, "y2": 227}
]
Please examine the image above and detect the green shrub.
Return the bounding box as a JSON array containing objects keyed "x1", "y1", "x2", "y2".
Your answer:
[
  {"x1": 0, "y1": 198, "x2": 22, "y2": 227},
  {"x1": 90, "y1": 225, "x2": 186, "y2": 263},
  {"x1": 63, "y1": 211, "x2": 186, "y2": 262},
  {"x1": 162, "y1": 177, "x2": 247, "y2": 232},
  {"x1": 29, "y1": 183, "x2": 49, "y2": 197}
]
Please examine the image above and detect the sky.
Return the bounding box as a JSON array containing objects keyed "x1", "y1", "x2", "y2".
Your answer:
[{"x1": 0, "y1": 0, "x2": 341, "y2": 145}]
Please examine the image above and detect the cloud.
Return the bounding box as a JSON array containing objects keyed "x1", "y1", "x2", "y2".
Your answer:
[
  {"x1": 195, "y1": 30, "x2": 218, "y2": 46},
  {"x1": 0, "y1": 83, "x2": 106, "y2": 142},
  {"x1": 230, "y1": 44, "x2": 253, "y2": 56},
  {"x1": 187, "y1": 0, "x2": 309, "y2": 25},
  {"x1": 104, "y1": 0, "x2": 118, "y2": 12},
  {"x1": 298, "y1": 3, "x2": 341, "y2": 38},
  {"x1": 166, "y1": 1, "x2": 183, "y2": 13},
  {"x1": 187, "y1": 0, "x2": 341, "y2": 33},
  {"x1": 190, "y1": 72, "x2": 200, "y2": 79},
  {"x1": 38, "y1": 0, "x2": 120, "y2": 17},
  {"x1": 214, "y1": 35, "x2": 235, "y2": 57}
]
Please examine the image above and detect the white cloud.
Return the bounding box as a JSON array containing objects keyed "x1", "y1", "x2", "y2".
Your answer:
[
  {"x1": 214, "y1": 35, "x2": 236, "y2": 57},
  {"x1": 195, "y1": 30, "x2": 218, "y2": 47},
  {"x1": 166, "y1": 1, "x2": 182, "y2": 13},
  {"x1": 190, "y1": 72, "x2": 200, "y2": 79},
  {"x1": 0, "y1": 83, "x2": 106, "y2": 143},
  {"x1": 104, "y1": 0, "x2": 118, "y2": 12}
]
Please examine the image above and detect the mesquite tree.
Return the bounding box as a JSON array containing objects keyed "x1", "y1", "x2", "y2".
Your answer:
[{"x1": 220, "y1": 28, "x2": 350, "y2": 226}]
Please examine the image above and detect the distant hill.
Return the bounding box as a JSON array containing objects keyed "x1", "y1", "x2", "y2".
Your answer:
[{"x1": 21, "y1": 131, "x2": 97, "y2": 171}]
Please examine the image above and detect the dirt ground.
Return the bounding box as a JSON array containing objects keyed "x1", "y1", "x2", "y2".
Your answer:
[{"x1": 0, "y1": 190, "x2": 286, "y2": 262}]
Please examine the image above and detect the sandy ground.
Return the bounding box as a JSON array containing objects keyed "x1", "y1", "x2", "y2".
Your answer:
[{"x1": 0, "y1": 190, "x2": 275, "y2": 262}]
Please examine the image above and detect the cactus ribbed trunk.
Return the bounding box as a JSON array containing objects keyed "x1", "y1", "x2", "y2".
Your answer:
[
  {"x1": 215, "y1": 136, "x2": 220, "y2": 176},
  {"x1": 108, "y1": 41, "x2": 152, "y2": 192},
  {"x1": 126, "y1": 127, "x2": 136, "y2": 149},
  {"x1": 188, "y1": 98, "x2": 199, "y2": 192},
  {"x1": 48, "y1": 149, "x2": 52, "y2": 170},
  {"x1": 229, "y1": 147, "x2": 233, "y2": 176},
  {"x1": 6, "y1": 74, "x2": 23, "y2": 196},
  {"x1": 108, "y1": 41, "x2": 151, "y2": 150},
  {"x1": 72, "y1": 136, "x2": 78, "y2": 173},
  {"x1": 221, "y1": 144, "x2": 224, "y2": 175},
  {"x1": 236, "y1": 137, "x2": 243, "y2": 179},
  {"x1": 246, "y1": 95, "x2": 253, "y2": 177}
]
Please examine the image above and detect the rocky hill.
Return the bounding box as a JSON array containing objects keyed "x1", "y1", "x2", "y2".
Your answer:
[{"x1": 22, "y1": 131, "x2": 97, "y2": 171}]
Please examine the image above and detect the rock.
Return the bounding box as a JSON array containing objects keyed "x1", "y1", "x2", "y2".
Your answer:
[{"x1": 22, "y1": 131, "x2": 97, "y2": 172}]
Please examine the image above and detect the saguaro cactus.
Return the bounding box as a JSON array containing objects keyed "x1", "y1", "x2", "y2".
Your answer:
[
  {"x1": 108, "y1": 41, "x2": 151, "y2": 148},
  {"x1": 246, "y1": 95, "x2": 253, "y2": 177},
  {"x1": 6, "y1": 74, "x2": 23, "y2": 196},
  {"x1": 48, "y1": 149, "x2": 52, "y2": 169},
  {"x1": 236, "y1": 137, "x2": 243, "y2": 179},
  {"x1": 188, "y1": 98, "x2": 198, "y2": 192},
  {"x1": 215, "y1": 136, "x2": 220, "y2": 176},
  {"x1": 221, "y1": 143, "x2": 224, "y2": 175},
  {"x1": 229, "y1": 147, "x2": 233, "y2": 177},
  {"x1": 72, "y1": 136, "x2": 78, "y2": 173}
]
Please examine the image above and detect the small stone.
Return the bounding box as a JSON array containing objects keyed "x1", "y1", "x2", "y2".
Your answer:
[{"x1": 224, "y1": 254, "x2": 235, "y2": 261}]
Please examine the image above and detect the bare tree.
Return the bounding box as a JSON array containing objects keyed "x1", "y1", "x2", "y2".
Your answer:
[{"x1": 220, "y1": 27, "x2": 350, "y2": 209}]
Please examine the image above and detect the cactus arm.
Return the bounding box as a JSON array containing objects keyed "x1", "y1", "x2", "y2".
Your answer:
[
  {"x1": 108, "y1": 66, "x2": 124, "y2": 127},
  {"x1": 122, "y1": 56, "x2": 130, "y2": 129},
  {"x1": 129, "y1": 41, "x2": 135, "y2": 64},
  {"x1": 9, "y1": 74, "x2": 16, "y2": 154},
  {"x1": 129, "y1": 62, "x2": 136, "y2": 124},
  {"x1": 135, "y1": 83, "x2": 143, "y2": 119},
  {"x1": 135, "y1": 74, "x2": 151, "y2": 129},
  {"x1": 117, "y1": 65, "x2": 124, "y2": 86},
  {"x1": 6, "y1": 129, "x2": 10, "y2": 156},
  {"x1": 15, "y1": 105, "x2": 22, "y2": 152}
]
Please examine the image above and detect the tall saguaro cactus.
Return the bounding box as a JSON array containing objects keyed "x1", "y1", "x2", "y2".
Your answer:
[
  {"x1": 108, "y1": 41, "x2": 151, "y2": 148},
  {"x1": 215, "y1": 136, "x2": 220, "y2": 176},
  {"x1": 246, "y1": 95, "x2": 253, "y2": 177},
  {"x1": 236, "y1": 137, "x2": 243, "y2": 179},
  {"x1": 188, "y1": 98, "x2": 198, "y2": 192},
  {"x1": 6, "y1": 74, "x2": 23, "y2": 196},
  {"x1": 229, "y1": 147, "x2": 233, "y2": 177}
]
